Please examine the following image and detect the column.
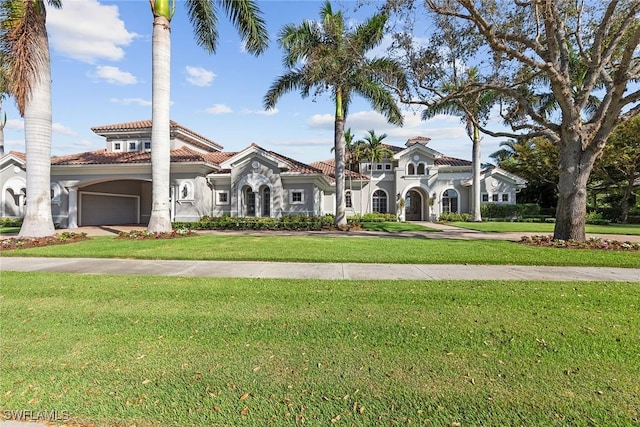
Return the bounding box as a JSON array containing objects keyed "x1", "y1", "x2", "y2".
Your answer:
[{"x1": 67, "y1": 187, "x2": 78, "y2": 228}]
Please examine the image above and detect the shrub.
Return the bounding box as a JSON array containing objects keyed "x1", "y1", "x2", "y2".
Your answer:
[
  {"x1": 0, "y1": 218, "x2": 23, "y2": 227},
  {"x1": 174, "y1": 215, "x2": 336, "y2": 231},
  {"x1": 360, "y1": 212, "x2": 397, "y2": 222},
  {"x1": 439, "y1": 212, "x2": 472, "y2": 222}
]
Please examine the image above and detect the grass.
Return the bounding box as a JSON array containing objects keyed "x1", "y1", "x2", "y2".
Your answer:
[
  {"x1": 2, "y1": 234, "x2": 639, "y2": 267},
  {"x1": 449, "y1": 221, "x2": 640, "y2": 235},
  {"x1": 1, "y1": 272, "x2": 638, "y2": 426},
  {"x1": 0, "y1": 226, "x2": 20, "y2": 235},
  {"x1": 360, "y1": 221, "x2": 440, "y2": 233}
]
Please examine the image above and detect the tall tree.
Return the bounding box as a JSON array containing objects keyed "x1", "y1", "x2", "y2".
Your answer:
[
  {"x1": 390, "y1": 0, "x2": 640, "y2": 241},
  {"x1": 264, "y1": 1, "x2": 405, "y2": 229},
  {"x1": 421, "y1": 67, "x2": 495, "y2": 222},
  {"x1": 358, "y1": 129, "x2": 393, "y2": 212},
  {"x1": 0, "y1": 51, "x2": 7, "y2": 157},
  {"x1": 147, "y1": 0, "x2": 268, "y2": 233},
  {"x1": 1, "y1": 0, "x2": 61, "y2": 237},
  {"x1": 592, "y1": 115, "x2": 640, "y2": 223}
]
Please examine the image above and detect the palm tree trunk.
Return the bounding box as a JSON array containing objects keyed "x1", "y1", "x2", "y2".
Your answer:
[
  {"x1": 471, "y1": 125, "x2": 482, "y2": 222},
  {"x1": 18, "y1": 14, "x2": 54, "y2": 238},
  {"x1": 0, "y1": 98, "x2": 5, "y2": 157},
  {"x1": 147, "y1": 15, "x2": 172, "y2": 233},
  {"x1": 334, "y1": 91, "x2": 347, "y2": 229}
]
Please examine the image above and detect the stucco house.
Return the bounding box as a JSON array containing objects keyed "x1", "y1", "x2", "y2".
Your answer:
[{"x1": 1, "y1": 120, "x2": 526, "y2": 227}]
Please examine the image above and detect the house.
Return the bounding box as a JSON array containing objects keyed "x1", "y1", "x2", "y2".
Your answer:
[{"x1": 0, "y1": 120, "x2": 526, "y2": 227}]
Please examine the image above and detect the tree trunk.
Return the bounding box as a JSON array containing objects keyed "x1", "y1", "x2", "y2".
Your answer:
[
  {"x1": 147, "y1": 15, "x2": 173, "y2": 233},
  {"x1": 0, "y1": 98, "x2": 5, "y2": 157},
  {"x1": 334, "y1": 117, "x2": 347, "y2": 229},
  {"x1": 18, "y1": 14, "x2": 55, "y2": 238},
  {"x1": 471, "y1": 126, "x2": 482, "y2": 222},
  {"x1": 553, "y1": 140, "x2": 598, "y2": 241},
  {"x1": 620, "y1": 179, "x2": 634, "y2": 224}
]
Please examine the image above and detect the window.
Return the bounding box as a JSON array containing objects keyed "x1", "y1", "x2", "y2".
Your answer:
[
  {"x1": 262, "y1": 187, "x2": 271, "y2": 217},
  {"x1": 492, "y1": 194, "x2": 499, "y2": 202},
  {"x1": 128, "y1": 141, "x2": 137, "y2": 151},
  {"x1": 376, "y1": 164, "x2": 383, "y2": 171},
  {"x1": 113, "y1": 142, "x2": 122, "y2": 151},
  {"x1": 179, "y1": 182, "x2": 193, "y2": 200},
  {"x1": 417, "y1": 163, "x2": 425, "y2": 175},
  {"x1": 372, "y1": 190, "x2": 388, "y2": 213},
  {"x1": 346, "y1": 191, "x2": 352, "y2": 208},
  {"x1": 482, "y1": 193, "x2": 489, "y2": 202},
  {"x1": 501, "y1": 193, "x2": 509, "y2": 202},
  {"x1": 289, "y1": 189, "x2": 304, "y2": 204},
  {"x1": 442, "y1": 189, "x2": 459, "y2": 213},
  {"x1": 407, "y1": 164, "x2": 415, "y2": 175},
  {"x1": 217, "y1": 191, "x2": 229, "y2": 205},
  {"x1": 144, "y1": 141, "x2": 151, "y2": 150},
  {"x1": 366, "y1": 164, "x2": 372, "y2": 171},
  {"x1": 384, "y1": 163, "x2": 392, "y2": 171}
]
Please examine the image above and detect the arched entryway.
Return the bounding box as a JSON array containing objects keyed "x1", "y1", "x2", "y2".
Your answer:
[
  {"x1": 405, "y1": 189, "x2": 423, "y2": 221},
  {"x1": 242, "y1": 185, "x2": 256, "y2": 217}
]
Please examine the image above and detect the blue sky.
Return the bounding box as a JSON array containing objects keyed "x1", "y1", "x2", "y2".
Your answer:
[{"x1": 3, "y1": 0, "x2": 509, "y2": 165}]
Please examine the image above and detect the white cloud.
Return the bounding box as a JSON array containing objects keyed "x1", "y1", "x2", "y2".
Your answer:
[
  {"x1": 92, "y1": 66, "x2": 137, "y2": 85},
  {"x1": 185, "y1": 66, "x2": 216, "y2": 87},
  {"x1": 5, "y1": 118, "x2": 24, "y2": 131},
  {"x1": 110, "y1": 97, "x2": 152, "y2": 107},
  {"x1": 47, "y1": 0, "x2": 137, "y2": 63},
  {"x1": 52, "y1": 123, "x2": 77, "y2": 136},
  {"x1": 307, "y1": 114, "x2": 334, "y2": 129},
  {"x1": 241, "y1": 108, "x2": 279, "y2": 116},
  {"x1": 206, "y1": 104, "x2": 233, "y2": 114}
]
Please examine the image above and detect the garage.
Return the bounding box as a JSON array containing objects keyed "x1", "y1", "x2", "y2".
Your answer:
[{"x1": 80, "y1": 192, "x2": 140, "y2": 226}]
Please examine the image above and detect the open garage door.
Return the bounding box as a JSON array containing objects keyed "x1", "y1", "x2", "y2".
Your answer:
[{"x1": 80, "y1": 192, "x2": 140, "y2": 226}]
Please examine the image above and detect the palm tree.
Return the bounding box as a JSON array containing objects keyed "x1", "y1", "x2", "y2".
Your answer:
[
  {"x1": 147, "y1": 0, "x2": 268, "y2": 232},
  {"x1": 358, "y1": 129, "x2": 392, "y2": 213},
  {"x1": 0, "y1": 52, "x2": 8, "y2": 157},
  {"x1": 264, "y1": 1, "x2": 405, "y2": 229},
  {"x1": 422, "y1": 67, "x2": 495, "y2": 222},
  {"x1": 1, "y1": 0, "x2": 61, "y2": 237}
]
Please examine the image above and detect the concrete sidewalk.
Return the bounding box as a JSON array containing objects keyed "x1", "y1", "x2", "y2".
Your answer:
[{"x1": 1, "y1": 257, "x2": 638, "y2": 281}]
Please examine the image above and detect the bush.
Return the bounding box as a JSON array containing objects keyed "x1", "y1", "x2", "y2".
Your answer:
[
  {"x1": 585, "y1": 211, "x2": 610, "y2": 226},
  {"x1": 0, "y1": 218, "x2": 22, "y2": 227},
  {"x1": 173, "y1": 215, "x2": 336, "y2": 231},
  {"x1": 359, "y1": 212, "x2": 397, "y2": 222},
  {"x1": 481, "y1": 203, "x2": 520, "y2": 219},
  {"x1": 439, "y1": 212, "x2": 472, "y2": 222}
]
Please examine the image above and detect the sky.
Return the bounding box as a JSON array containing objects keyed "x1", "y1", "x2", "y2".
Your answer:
[{"x1": 2, "y1": 0, "x2": 511, "y2": 165}]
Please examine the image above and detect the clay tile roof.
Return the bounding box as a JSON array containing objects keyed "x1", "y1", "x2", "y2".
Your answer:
[
  {"x1": 51, "y1": 146, "x2": 223, "y2": 166},
  {"x1": 5, "y1": 151, "x2": 26, "y2": 162},
  {"x1": 90, "y1": 120, "x2": 222, "y2": 151},
  {"x1": 382, "y1": 144, "x2": 405, "y2": 154},
  {"x1": 309, "y1": 158, "x2": 369, "y2": 182},
  {"x1": 435, "y1": 156, "x2": 472, "y2": 167},
  {"x1": 267, "y1": 149, "x2": 323, "y2": 174}
]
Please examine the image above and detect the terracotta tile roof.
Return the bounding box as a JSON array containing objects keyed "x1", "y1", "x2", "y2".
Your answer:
[
  {"x1": 51, "y1": 146, "x2": 222, "y2": 166},
  {"x1": 310, "y1": 158, "x2": 369, "y2": 182},
  {"x1": 90, "y1": 120, "x2": 223, "y2": 150},
  {"x1": 4, "y1": 151, "x2": 26, "y2": 162},
  {"x1": 435, "y1": 156, "x2": 472, "y2": 167},
  {"x1": 382, "y1": 144, "x2": 405, "y2": 154},
  {"x1": 266, "y1": 149, "x2": 323, "y2": 174}
]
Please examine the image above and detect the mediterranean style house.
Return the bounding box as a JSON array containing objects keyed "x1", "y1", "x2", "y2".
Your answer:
[{"x1": 1, "y1": 120, "x2": 526, "y2": 227}]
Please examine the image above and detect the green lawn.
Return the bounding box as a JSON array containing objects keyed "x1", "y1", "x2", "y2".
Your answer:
[
  {"x1": 0, "y1": 226, "x2": 20, "y2": 235},
  {"x1": 361, "y1": 221, "x2": 440, "y2": 232},
  {"x1": 449, "y1": 221, "x2": 640, "y2": 235},
  {"x1": 2, "y1": 272, "x2": 638, "y2": 427},
  {"x1": 2, "y1": 234, "x2": 639, "y2": 267}
]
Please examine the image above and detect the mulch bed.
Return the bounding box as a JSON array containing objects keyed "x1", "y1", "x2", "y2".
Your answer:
[
  {"x1": 519, "y1": 235, "x2": 640, "y2": 251},
  {"x1": 0, "y1": 232, "x2": 90, "y2": 251}
]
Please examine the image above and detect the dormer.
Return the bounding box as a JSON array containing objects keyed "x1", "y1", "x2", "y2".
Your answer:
[{"x1": 405, "y1": 136, "x2": 431, "y2": 147}]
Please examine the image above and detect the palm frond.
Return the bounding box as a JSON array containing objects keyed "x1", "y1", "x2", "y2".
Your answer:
[
  {"x1": 186, "y1": 0, "x2": 217, "y2": 52},
  {"x1": 263, "y1": 70, "x2": 308, "y2": 110},
  {"x1": 219, "y1": 0, "x2": 268, "y2": 55}
]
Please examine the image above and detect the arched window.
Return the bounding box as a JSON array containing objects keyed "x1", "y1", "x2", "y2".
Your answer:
[
  {"x1": 417, "y1": 163, "x2": 425, "y2": 175},
  {"x1": 262, "y1": 186, "x2": 271, "y2": 217},
  {"x1": 442, "y1": 189, "x2": 459, "y2": 213},
  {"x1": 407, "y1": 164, "x2": 415, "y2": 175},
  {"x1": 372, "y1": 190, "x2": 388, "y2": 213}
]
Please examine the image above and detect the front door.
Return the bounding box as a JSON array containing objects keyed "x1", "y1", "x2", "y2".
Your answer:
[{"x1": 405, "y1": 190, "x2": 422, "y2": 221}]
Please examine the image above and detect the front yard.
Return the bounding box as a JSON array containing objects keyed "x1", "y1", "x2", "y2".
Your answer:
[{"x1": 2, "y1": 273, "x2": 638, "y2": 426}]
